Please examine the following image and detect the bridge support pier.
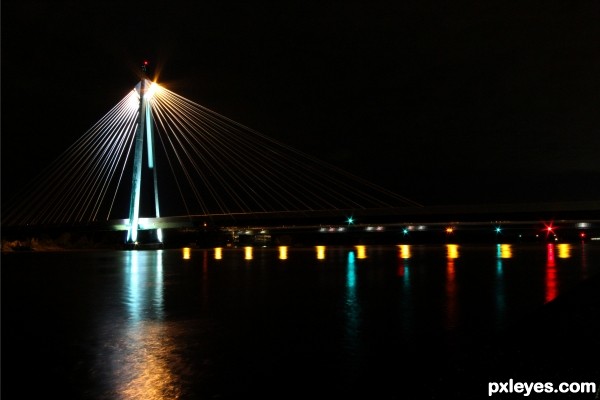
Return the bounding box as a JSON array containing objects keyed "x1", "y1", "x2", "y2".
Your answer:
[{"x1": 126, "y1": 62, "x2": 162, "y2": 245}]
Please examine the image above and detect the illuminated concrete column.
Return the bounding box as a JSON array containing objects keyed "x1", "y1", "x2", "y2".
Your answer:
[{"x1": 126, "y1": 62, "x2": 162, "y2": 244}]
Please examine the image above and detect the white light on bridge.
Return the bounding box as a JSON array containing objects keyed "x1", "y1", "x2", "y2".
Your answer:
[
  {"x1": 138, "y1": 218, "x2": 152, "y2": 230},
  {"x1": 144, "y1": 82, "x2": 158, "y2": 99}
]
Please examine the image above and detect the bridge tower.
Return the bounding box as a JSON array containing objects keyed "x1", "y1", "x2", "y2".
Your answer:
[{"x1": 126, "y1": 61, "x2": 163, "y2": 245}]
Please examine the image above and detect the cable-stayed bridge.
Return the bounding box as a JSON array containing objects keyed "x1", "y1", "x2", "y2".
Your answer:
[
  {"x1": 2, "y1": 64, "x2": 423, "y2": 244},
  {"x1": 4, "y1": 64, "x2": 600, "y2": 247}
]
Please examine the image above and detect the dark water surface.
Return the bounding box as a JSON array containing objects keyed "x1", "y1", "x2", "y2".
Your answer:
[{"x1": 3, "y1": 243, "x2": 600, "y2": 399}]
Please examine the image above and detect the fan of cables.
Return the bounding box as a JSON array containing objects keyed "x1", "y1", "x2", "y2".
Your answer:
[{"x1": 2, "y1": 82, "x2": 421, "y2": 227}]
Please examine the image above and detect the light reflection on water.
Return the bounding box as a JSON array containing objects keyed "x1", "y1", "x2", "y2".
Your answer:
[
  {"x1": 117, "y1": 250, "x2": 180, "y2": 400},
  {"x1": 5, "y1": 243, "x2": 598, "y2": 399},
  {"x1": 445, "y1": 245, "x2": 458, "y2": 329},
  {"x1": 345, "y1": 251, "x2": 360, "y2": 350},
  {"x1": 495, "y1": 244, "x2": 508, "y2": 324},
  {"x1": 109, "y1": 243, "x2": 595, "y2": 398},
  {"x1": 545, "y1": 243, "x2": 558, "y2": 303}
]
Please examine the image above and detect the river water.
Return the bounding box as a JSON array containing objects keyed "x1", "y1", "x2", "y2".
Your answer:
[{"x1": 2, "y1": 243, "x2": 600, "y2": 399}]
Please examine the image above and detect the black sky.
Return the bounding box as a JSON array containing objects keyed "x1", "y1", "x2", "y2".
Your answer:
[{"x1": 2, "y1": 0, "x2": 600, "y2": 207}]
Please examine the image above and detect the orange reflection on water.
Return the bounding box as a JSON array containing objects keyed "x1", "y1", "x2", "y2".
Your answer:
[
  {"x1": 182, "y1": 247, "x2": 191, "y2": 260},
  {"x1": 355, "y1": 245, "x2": 367, "y2": 259},
  {"x1": 446, "y1": 254, "x2": 457, "y2": 329},
  {"x1": 316, "y1": 245, "x2": 326, "y2": 260},
  {"x1": 398, "y1": 244, "x2": 411, "y2": 259},
  {"x1": 545, "y1": 244, "x2": 557, "y2": 303},
  {"x1": 557, "y1": 243, "x2": 571, "y2": 259},
  {"x1": 244, "y1": 246, "x2": 253, "y2": 260},
  {"x1": 119, "y1": 251, "x2": 181, "y2": 400},
  {"x1": 117, "y1": 325, "x2": 182, "y2": 400},
  {"x1": 214, "y1": 247, "x2": 223, "y2": 260},
  {"x1": 278, "y1": 246, "x2": 288, "y2": 260}
]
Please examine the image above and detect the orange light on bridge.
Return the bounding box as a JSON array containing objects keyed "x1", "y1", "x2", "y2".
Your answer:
[
  {"x1": 398, "y1": 244, "x2": 411, "y2": 259},
  {"x1": 446, "y1": 244, "x2": 459, "y2": 259},
  {"x1": 316, "y1": 245, "x2": 326, "y2": 260},
  {"x1": 499, "y1": 244, "x2": 512, "y2": 259},
  {"x1": 557, "y1": 243, "x2": 571, "y2": 259},
  {"x1": 278, "y1": 246, "x2": 288, "y2": 260},
  {"x1": 244, "y1": 246, "x2": 253, "y2": 260},
  {"x1": 214, "y1": 247, "x2": 223, "y2": 260},
  {"x1": 182, "y1": 247, "x2": 191, "y2": 260},
  {"x1": 355, "y1": 245, "x2": 367, "y2": 259},
  {"x1": 445, "y1": 227, "x2": 454, "y2": 234}
]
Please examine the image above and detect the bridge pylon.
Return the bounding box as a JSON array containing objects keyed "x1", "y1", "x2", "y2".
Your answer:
[{"x1": 126, "y1": 61, "x2": 163, "y2": 246}]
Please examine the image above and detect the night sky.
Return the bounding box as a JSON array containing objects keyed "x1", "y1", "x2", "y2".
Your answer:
[{"x1": 2, "y1": 0, "x2": 600, "y2": 207}]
